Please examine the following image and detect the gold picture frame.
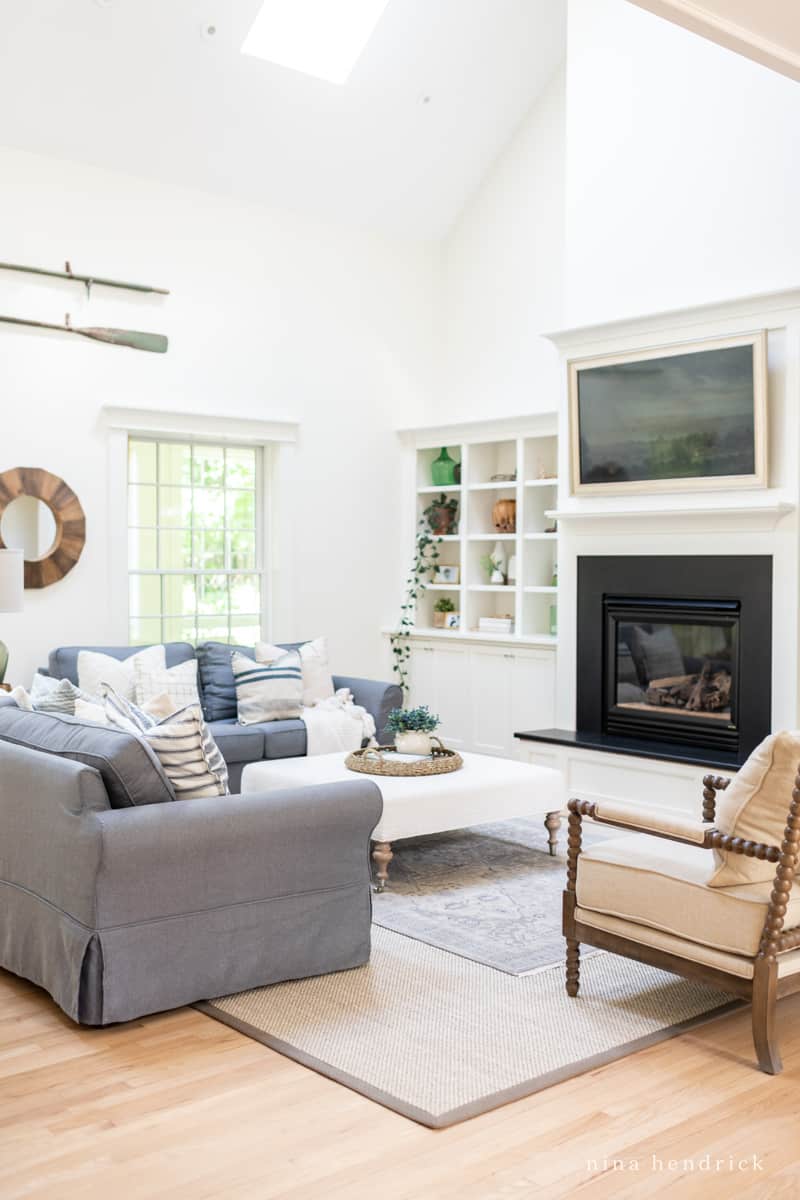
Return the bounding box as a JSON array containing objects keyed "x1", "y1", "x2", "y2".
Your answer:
[{"x1": 568, "y1": 330, "x2": 768, "y2": 497}]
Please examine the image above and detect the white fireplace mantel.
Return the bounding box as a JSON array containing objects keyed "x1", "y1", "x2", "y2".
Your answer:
[{"x1": 547, "y1": 499, "x2": 795, "y2": 535}]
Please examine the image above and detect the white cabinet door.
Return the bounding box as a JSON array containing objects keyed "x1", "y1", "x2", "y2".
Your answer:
[
  {"x1": 469, "y1": 646, "x2": 513, "y2": 757},
  {"x1": 511, "y1": 650, "x2": 556, "y2": 738},
  {"x1": 431, "y1": 642, "x2": 471, "y2": 751},
  {"x1": 408, "y1": 641, "x2": 437, "y2": 713}
]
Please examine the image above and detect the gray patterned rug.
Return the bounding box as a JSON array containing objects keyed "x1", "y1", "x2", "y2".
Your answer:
[{"x1": 372, "y1": 817, "x2": 618, "y2": 975}]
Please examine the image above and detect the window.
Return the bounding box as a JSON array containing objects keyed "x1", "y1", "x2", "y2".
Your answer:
[{"x1": 128, "y1": 438, "x2": 262, "y2": 646}]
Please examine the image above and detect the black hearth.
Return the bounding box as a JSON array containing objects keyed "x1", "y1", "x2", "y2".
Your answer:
[{"x1": 516, "y1": 554, "x2": 772, "y2": 769}]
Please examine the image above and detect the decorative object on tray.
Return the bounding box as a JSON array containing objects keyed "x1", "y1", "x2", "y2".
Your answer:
[
  {"x1": 0, "y1": 548, "x2": 23, "y2": 683},
  {"x1": 423, "y1": 493, "x2": 458, "y2": 535},
  {"x1": 387, "y1": 704, "x2": 441, "y2": 754},
  {"x1": 569, "y1": 330, "x2": 767, "y2": 496},
  {"x1": 492, "y1": 497, "x2": 516, "y2": 532},
  {"x1": 430, "y1": 447, "x2": 458, "y2": 486},
  {"x1": 345, "y1": 742, "x2": 463, "y2": 778},
  {"x1": 478, "y1": 615, "x2": 514, "y2": 634},
  {"x1": 432, "y1": 596, "x2": 457, "y2": 628},
  {"x1": 433, "y1": 564, "x2": 459, "y2": 584},
  {"x1": 0, "y1": 467, "x2": 86, "y2": 588}
]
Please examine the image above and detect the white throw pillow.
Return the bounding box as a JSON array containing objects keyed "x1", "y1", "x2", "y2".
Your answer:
[
  {"x1": 142, "y1": 703, "x2": 228, "y2": 799},
  {"x1": 78, "y1": 645, "x2": 166, "y2": 701},
  {"x1": 134, "y1": 657, "x2": 200, "y2": 708},
  {"x1": 255, "y1": 637, "x2": 334, "y2": 707},
  {"x1": 232, "y1": 649, "x2": 303, "y2": 724},
  {"x1": 74, "y1": 698, "x2": 110, "y2": 724}
]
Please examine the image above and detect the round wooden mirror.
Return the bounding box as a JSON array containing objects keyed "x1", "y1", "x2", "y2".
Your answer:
[{"x1": 0, "y1": 467, "x2": 86, "y2": 588}]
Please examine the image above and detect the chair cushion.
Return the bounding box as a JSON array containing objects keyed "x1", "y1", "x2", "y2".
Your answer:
[
  {"x1": 709, "y1": 730, "x2": 800, "y2": 886},
  {"x1": 206, "y1": 720, "x2": 265, "y2": 765},
  {"x1": 196, "y1": 640, "x2": 303, "y2": 722},
  {"x1": 49, "y1": 643, "x2": 196, "y2": 688},
  {"x1": 577, "y1": 833, "x2": 800, "y2": 958},
  {"x1": 0, "y1": 705, "x2": 175, "y2": 808},
  {"x1": 259, "y1": 719, "x2": 307, "y2": 760}
]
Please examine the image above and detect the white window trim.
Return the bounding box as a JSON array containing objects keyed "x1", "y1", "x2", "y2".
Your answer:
[{"x1": 103, "y1": 405, "x2": 298, "y2": 647}]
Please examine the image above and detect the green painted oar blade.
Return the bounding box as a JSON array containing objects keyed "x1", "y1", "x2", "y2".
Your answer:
[{"x1": 79, "y1": 326, "x2": 168, "y2": 353}]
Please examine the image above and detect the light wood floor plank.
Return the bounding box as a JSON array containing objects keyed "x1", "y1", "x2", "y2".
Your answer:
[{"x1": 1, "y1": 971, "x2": 798, "y2": 1199}]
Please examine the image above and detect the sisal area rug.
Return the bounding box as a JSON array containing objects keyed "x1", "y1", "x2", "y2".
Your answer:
[
  {"x1": 372, "y1": 817, "x2": 613, "y2": 974},
  {"x1": 199, "y1": 926, "x2": 737, "y2": 1128}
]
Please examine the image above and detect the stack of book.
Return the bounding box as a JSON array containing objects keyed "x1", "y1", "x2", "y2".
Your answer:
[{"x1": 478, "y1": 616, "x2": 514, "y2": 634}]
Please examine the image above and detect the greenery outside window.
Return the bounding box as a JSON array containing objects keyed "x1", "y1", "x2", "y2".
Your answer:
[{"x1": 128, "y1": 438, "x2": 262, "y2": 646}]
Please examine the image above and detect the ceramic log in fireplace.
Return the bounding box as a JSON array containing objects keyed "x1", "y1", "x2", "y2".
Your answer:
[{"x1": 577, "y1": 556, "x2": 772, "y2": 765}]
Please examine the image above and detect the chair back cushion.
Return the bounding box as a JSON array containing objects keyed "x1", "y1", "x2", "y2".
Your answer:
[
  {"x1": 709, "y1": 730, "x2": 800, "y2": 886},
  {"x1": 196, "y1": 640, "x2": 302, "y2": 722},
  {"x1": 0, "y1": 704, "x2": 175, "y2": 809},
  {"x1": 48, "y1": 643, "x2": 196, "y2": 687}
]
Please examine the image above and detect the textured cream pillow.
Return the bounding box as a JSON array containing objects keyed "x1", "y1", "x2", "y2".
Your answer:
[
  {"x1": 134, "y1": 657, "x2": 199, "y2": 708},
  {"x1": 708, "y1": 730, "x2": 800, "y2": 886},
  {"x1": 255, "y1": 637, "x2": 334, "y2": 707},
  {"x1": 77, "y1": 644, "x2": 166, "y2": 701}
]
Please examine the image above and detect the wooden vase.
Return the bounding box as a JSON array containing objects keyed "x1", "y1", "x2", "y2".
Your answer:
[{"x1": 492, "y1": 498, "x2": 516, "y2": 533}]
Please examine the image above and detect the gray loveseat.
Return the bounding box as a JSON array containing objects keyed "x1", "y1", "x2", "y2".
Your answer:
[
  {"x1": 47, "y1": 641, "x2": 402, "y2": 790},
  {"x1": 0, "y1": 698, "x2": 382, "y2": 1025}
]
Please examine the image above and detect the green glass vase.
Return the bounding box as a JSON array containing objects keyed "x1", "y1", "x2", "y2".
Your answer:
[{"x1": 431, "y1": 447, "x2": 457, "y2": 486}]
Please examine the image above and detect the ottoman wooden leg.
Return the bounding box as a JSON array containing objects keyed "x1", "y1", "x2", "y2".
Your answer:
[
  {"x1": 544, "y1": 811, "x2": 561, "y2": 856},
  {"x1": 372, "y1": 841, "x2": 393, "y2": 892}
]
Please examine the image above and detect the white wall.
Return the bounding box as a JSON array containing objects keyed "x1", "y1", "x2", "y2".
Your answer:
[
  {"x1": 565, "y1": 0, "x2": 800, "y2": 326},
  {"x1": 434, "y1": 65, "x2": 566, "y2": 425},
  {"x1": 0, "y1": 146, "x2": 438, "y2": 685}
]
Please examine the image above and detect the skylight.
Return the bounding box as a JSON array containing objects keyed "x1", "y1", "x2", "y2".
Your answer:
[{"x1": 241, "y1": 0, "x2": 389, "y2": 85}]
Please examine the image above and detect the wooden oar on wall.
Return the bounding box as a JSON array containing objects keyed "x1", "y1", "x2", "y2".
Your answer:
[
  {"x1": 0, "y1": 312, "x2": 168, "y2": 353},
  {"x1": 0, "y1": 260, "x2": 169, "y2": 297}
]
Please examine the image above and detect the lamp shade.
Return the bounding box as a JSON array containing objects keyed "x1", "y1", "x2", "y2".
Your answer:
[{"x1": 0, "y1": 549, "x2": 24, "y2": 613}]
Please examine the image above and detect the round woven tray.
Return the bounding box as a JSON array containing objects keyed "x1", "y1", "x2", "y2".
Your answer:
[{"x1": 345, "y1": 744, "x2": 463, "y2": 778}]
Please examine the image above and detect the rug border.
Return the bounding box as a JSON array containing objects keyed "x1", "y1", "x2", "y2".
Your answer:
[{"x1": 195, "y1": 993, "x2": 744, "y2": 1130}]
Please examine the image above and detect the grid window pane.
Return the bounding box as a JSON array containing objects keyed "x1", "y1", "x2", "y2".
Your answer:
[
  {"x1": 159, "y1": 486, "x2": 192, "y2": 528},
  {"x1": 129, "y1": 484, "x2": 157, "y2": 527},
  {"x1": 163, "y1": 574, "x2": 196, "y2": 616},
  {"x1": 192, "y1": 445, "x2": 225, "y2": 487},
  {"x1": 130, "y1": 574, "x2": 162, "y2": 617},
  {"x1": 129, "y1": 440, "x2": 157, "y2": 484},
  {"x1": 128, "y1": 438, "x2": 262, "y2": 647},
  {"x1": 226, "y1": 489, "x2": 255, "y2": 530},
  {"x1": 159, "y1": 529, "x2": 193, "y2": 571},
  {"x1": 193, "y1": 530, "x2": 225, "y2": 571},
  {"x1": 129, "y1": 528, "x2": 157, "y2": 571},
  {"x1": 226, "y1": 446, "x2": 256, "y2": 489},
  {"x1": 159, "y1": 442, "x2": 192, "y2": 486}
]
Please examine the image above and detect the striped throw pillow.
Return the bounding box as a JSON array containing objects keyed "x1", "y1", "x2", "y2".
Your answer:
[
  {"x1": 101, "y1": 684, "x2": 157, "y2": 734},
  {"x1": 30, "y1": 675, "x2": 90, "y2": 715},
  {"x1": 231, "y1": 649, "x2": 303, "y2": 725},
  {"x1": 141, "y1": 702, "x2": 229, "y2": 800}
]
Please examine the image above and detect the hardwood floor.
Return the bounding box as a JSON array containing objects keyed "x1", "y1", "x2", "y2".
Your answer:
[{"x1": 1, "y1": 969, "x2": 798, "y2": 1199}]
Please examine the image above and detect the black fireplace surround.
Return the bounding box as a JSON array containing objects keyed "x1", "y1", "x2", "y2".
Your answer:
[{"x1": 517, "y1": 555, "x2": 772, "y2": 769}]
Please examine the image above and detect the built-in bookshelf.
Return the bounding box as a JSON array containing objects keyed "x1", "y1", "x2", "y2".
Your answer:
[{"x1": 402, "y1": 419, "x2": 560, "y2": 644}]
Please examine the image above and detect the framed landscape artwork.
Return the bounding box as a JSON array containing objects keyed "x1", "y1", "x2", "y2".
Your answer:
[{"x1": 569, "y1": 331, "x2": 768, "y2": 496}]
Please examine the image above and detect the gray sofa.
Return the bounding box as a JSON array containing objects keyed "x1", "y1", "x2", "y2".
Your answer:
[
  {"x1": 47, "y1": 641, "x2": 402, "y2": 790},
  {"x1": 0, "y1": 698, "x2": 382, "y2": 1025}
]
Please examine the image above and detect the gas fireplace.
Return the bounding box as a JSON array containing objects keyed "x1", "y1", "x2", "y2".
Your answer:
[{"x1": 576, "y1": 556, "x2": 772, "y2": 765}]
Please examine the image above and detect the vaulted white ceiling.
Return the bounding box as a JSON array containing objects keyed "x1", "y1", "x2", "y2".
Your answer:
[{"x1": 0, "y1": 0, "x2": 566, "y2": 240}]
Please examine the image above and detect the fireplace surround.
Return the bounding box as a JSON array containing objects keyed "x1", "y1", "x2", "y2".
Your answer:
[{"x1": 576, "y1": 556, "x2": 772, "y2": 766}]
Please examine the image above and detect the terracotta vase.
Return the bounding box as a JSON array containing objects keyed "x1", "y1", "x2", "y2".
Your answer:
[{"x1": 492, "y1": 498, "x2": 516, "y2": 533}]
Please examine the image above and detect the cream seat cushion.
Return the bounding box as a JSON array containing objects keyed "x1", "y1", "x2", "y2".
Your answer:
[
  {"x1": 709, "y1": 730, "x2": 800, "y2": 886},
  {"x1": 577, "y1": 833, "x2": 800, "y2": 959}
]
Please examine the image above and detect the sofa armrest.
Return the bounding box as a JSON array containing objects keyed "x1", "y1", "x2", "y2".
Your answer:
[
  {"x1": 571, "y1": 796, "x2": 714, "y2": 846},
  {"x1": 92, "y1": 779, "x2": 383, "y2": 927},
  {"x1": 332, "y1": 675, "x2": 402, "y2": 743}
]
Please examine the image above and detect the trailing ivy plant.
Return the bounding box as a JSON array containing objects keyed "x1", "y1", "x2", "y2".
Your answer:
[{"x1": 389, "y1": 521, "x2": 442, "y2": 695}]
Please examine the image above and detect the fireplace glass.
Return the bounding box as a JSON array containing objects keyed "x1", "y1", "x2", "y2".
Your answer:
[{"x1": 605, "y1": 598, "x2": 740, "y2": 749}]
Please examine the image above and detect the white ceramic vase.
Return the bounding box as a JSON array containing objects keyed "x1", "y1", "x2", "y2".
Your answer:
[{"x1": 394, "y1": 731, "x2": 433, "y2": 755}]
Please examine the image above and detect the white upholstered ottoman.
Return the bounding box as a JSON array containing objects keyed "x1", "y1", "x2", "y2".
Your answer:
[{"x1": 241, "y1": 751, "x2": 566, "y2": 891}]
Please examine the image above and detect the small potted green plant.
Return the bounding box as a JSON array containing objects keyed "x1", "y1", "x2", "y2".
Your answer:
[
  {"x1": 387, "y1": 704, "x2": 441, "y2": 755},
  {"x1": 432, "y1": 595, "x2": 457, "y2": 628}
]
